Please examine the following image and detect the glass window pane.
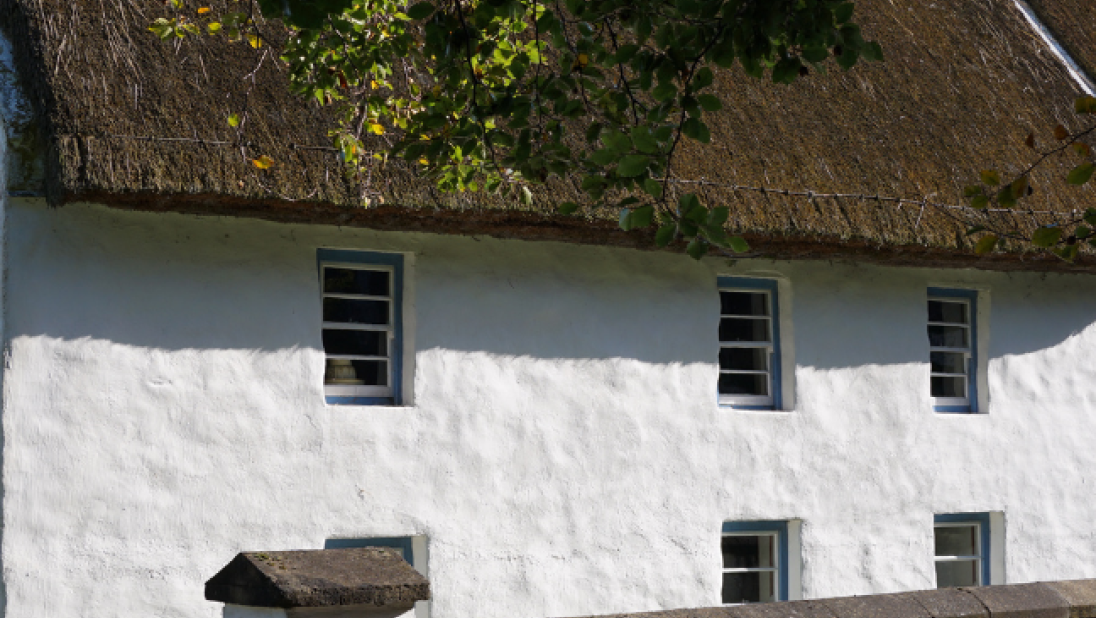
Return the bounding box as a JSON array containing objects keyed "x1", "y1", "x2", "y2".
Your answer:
[
  {"x1": 928, "y1": 325, "x2": 968, "y2": 348},
  {"x1": 931, "y1": 376, "x2": 966, "y2": 398},
  {"x1": 722, "y1": 572, "x2": 777, "y2": 604},
  {"x1": 720, "y1": 318, "x2": 770, "y2": 343},
  {"x1": 322, "y1": 329, "x2": 388, "y2": 357},
  {"x1": 936, "y1": 559, "x2": 979, "y2": 588},
  {"x1": 324, "y1": 359, "x2": 388, "y2": 387},
  {"x1": 720, "y1": 348, "x2": 769, "y2": 372},
  {"x1": 324, "y1": 267, "x2": 390, "y2": 296},
  {"x1": 721, "y1": 535, "x2": 775, "y2": 568},
  {"x1": 935, "y1": 525, "x2": 978, "y2": 557},
  {"x1": 719, "y1": 373, "x2": 768, "y2": 397},
  {"x1": 929, "y1": 300, "x2": 968, "y2": 324},
  {"x1": 930, "y1": 352, "x2": 967, "y2": 374},
  {"x1": 323, "y1": 298, "x2": 390, "y2": 325},
  {"x1": 721, "y1": 292, "x2": 769, "y2": 316}
]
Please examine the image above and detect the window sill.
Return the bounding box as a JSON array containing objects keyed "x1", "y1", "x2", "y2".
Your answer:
[
  {"x1": 326, "y1": 396, "x2": 403, "y2": 407},
  {"x1": 719, "y1": 404, "x2": 791, "y2": 413},
  {"x1": 934, "y1": 406, "x2": 980, "y2": 414}
]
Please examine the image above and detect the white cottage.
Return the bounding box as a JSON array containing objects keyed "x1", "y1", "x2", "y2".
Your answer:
[{"x1": 1, "y1": 0, "x2": 1096, "y2": 616}]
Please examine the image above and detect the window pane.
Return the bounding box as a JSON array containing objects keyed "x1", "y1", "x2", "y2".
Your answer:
[
  {"x1": 721, "y1": 292, "x2": 769, "y2": 316},
  {"x1": 322, "y1": 329, "x2": 388, "y2": 356},
  {"x1": 936, "y1": 559, "x2": 979, "y2": 588},
  {"x1": 720, "y1": 318, "x2": 770, "y2": 343},
  {"x1": 325, "y1": 359, "x2": 387, "y2": 387},
  {"x1": 722, "y1": 572, "x2": 776, "y2": 604},
  {"x1": 719, "y1": 373, "x2": 768, "y2": 397},
  {"x1": 721, "y1": 535, "x2": 775, "y2": 568},
  {"x1": 928, "y1": 325, "x2": 968, "y2": 348},
  {"x1": 935, "y1": 525, "x2": 978, "y2": 557},
  {"x1": 324, "y1": 267, "x2": 390, "y2": 296},
  {"x1": 931, "y1": 376, "x2": 966, "y2": 398},
  {"x1": 720, "y1": 348, "x2": 769, "y2": 372},
  {"x1": 323, "y1": 298, "x2": 390, "y2": 325},
  {"x1": 930, "y1": 352, "x2": 967, "y2": 374},
  {"x1": 929, "y1": 300, "x2": 968, "y2": 324}
]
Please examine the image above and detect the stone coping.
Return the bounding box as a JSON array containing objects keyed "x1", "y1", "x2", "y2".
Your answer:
[
  {"x1": 570, "y1": 580, "x2": 1096, "y2": 618},
  {"x1": 206, "y1": 547, "x2": 430, "y2": 609}
]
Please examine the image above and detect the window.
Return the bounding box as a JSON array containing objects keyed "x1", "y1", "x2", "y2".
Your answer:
[
  {"x1": 721, "y1": 521, "x2": 788, "y2": 604},
  {"x1": 934, "y1": 513, "x2": 990, "y2": 588},
  {"x1": 927, "y1": 288, "x2": 978, "y2": 413},
  {"x1": 318, "y1": 249, "x2": 404, "y2": 405},
  {"x1": 718, "y1": 277, "x2": 782, "y2": 410}
]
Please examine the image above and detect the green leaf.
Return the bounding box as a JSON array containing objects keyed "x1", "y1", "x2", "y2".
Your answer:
[
  {"x1": 708, "y1": 206, "x2": 729, "y2": 226},
  {"x1": 686, "y1": 238, "x2": 708, "y2": 260},
  {"x1": 974, "y1": 234, "x2": 998, "y2": 255},
  {"x1": 971, "y1": 195, "x2": 989, "y2": 209},
  {"x1": 679, "y1": 193, "x2": 701, "y2": 215},
  {"x1": 963, "y1": 185, "x2": 984, "y2": 197},
  {"x1": 834, "y1": 2, "x2": 855, "y2": 23},
  {"x1": 589, "y1": 148, "x2": 617, "y2": 166},
  {"x1": 1031, "y1": 226, "x2": 1063, "y2": 248},
  {"x1": 406, "y1": 2, "x2": 435, "y2": 19},
  {"x1": 1067, "y1": 162, "x2": 1095, "y2": 185},
  {"x1": 1085, "y1": 208, "x2": 1096, "y2": 226},
  {"x1": 997, "y1": 185, "x2": 1017, "y2": 208},
  {"x1": 652, "y1": 82, "x2": 677, "y2": 102},
  {"x1": 655, "y1": 223, "x2": 676, "y2": 247},
  {"x1": 697, "y1": 94, "x2": 722, "y2": 111},
  {"x1": 585, "y1": 122, "x2": 603, "y2": 144},
  {"x1": 630, "y1": 205, "x2": 654, "y2": 229},
  {"x1": 682, "y1": 118, "x2": 711, "y2": 143},
  {"x1": 643, "y1": 178, "x2": 663, "y2": 199},
  {"x1": 729, "y1": 236, "x2": 750, "y2": 253},
  {"x1": 602, "y1": 130, "x2": 632, "y2": 154},
  {"x1": 861, "y1": 41, "x2": 884, "y2": 62},
  {"x1": 617, "y1": 155, "x2": 650, "y2": 177},
  {"x1": 631, "y1": 127, "x2": 659, "y2": 154},
  {"x1": 1075, "y1": 225, "x2": 1092, "y2": 239},
  {"x1": 581, "y1": 175, "x2": 606, "y2": 192},
  {"x1": 980, "y1": 170, "x2": 1000, "y2": 186},
  {"x1": 559, "y1": 201, "x2": 580, "y2": 215},
  {"x1": 772, "y1": 57, "x2": 802, "y2": 84}
]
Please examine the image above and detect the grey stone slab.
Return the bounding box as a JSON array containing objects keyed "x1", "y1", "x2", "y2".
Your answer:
[
  {"x1": 206, "y1": 547, "x2": 430, "y2": 609},
  {"x1": 823, "y1": 592, "x2": 932, "y2": 618},
  {"x1": 901, "y1": 589, "x2": 989, "y2": 618},
  {"x1": 965, "y1": 583, "x2": 1069, "y2": 618},
  {"x1": 570, "y1": 608, "x2": 734, "y2": 618},
  {"x1": 727, "y1": 599, "x2": 838, "y2": 618},
  {"x1": 1044, "y1": 580, "x2": 1096, "y2": 618}
]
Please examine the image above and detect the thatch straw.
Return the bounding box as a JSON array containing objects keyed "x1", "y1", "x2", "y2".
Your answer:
[
  {"x1": 2, "y1": 0, "x2": 1095, "y2": 272},
  {"x1": 1024, "y1": 0, "x2": 1096, "y2": 87}
]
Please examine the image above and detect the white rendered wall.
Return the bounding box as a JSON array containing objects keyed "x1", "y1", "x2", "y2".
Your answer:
[{"x1": 2, "y1": 200, "x2": 1096, "y2": 618}]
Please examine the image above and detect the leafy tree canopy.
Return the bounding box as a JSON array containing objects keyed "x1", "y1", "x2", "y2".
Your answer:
[{"x1": 152, "y1": 0, "x2": 881, "y2": 258}]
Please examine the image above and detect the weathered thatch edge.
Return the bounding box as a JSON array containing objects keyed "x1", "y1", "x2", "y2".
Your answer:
[{"x1": 67, "y1": 190, "x2": 1096, "y2": 274}]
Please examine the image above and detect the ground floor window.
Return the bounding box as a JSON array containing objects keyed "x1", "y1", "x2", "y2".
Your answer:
[
  {"x1": 721, "y1": 521, "x2": 788, "y2": 604},
  {"x1": 934, "y1": 513, "x2": 990, "y2": 587}
]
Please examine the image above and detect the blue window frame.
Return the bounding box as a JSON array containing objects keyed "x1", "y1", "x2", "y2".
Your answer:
[
  {"x1": 927, "y1": 288, "x2": 978, "y2": 413},
  {"x1": 318, "y1": 249, "x2": 404, "y2": 405},
  {"x1": 718, "y1": 277, "x2": 782, "y2": 410},
  {"x1": 934, "y1": 513, "x2": 990, "y2": 587},
  {"x1": 721, "y1": 521, "x2": 789, "y2": 604}
]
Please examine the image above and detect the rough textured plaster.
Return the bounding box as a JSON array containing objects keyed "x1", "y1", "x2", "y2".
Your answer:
[{"x1": 1, "y1": 201, "x2": 1096, "y2": 618}]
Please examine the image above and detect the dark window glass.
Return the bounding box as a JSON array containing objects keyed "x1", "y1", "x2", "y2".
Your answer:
[
  {"x1": 935, "y1": 525, "x2": 978, "y2": 557},
  {"x1": 719, "y1": 373, "x2": 768, "y2": 396},
  {"x1": 721, "y1": 292, "x2": 768, "y2": 316},
  {"x1": 928, "y1": 325, "x2": 968, "y2": 348},
  {"x1": 720, "y1": 318, "x2": 770, "y2": 343},
  {"x1": 720, "y1": 348, "x2": 769, "y2": 372},
  {"x1": 324, "y1": 359, "x2": 387, "y2": 387},
  {"x1": 324, "y1": 267, "x2": 390, "y2": 296},
  {"x1": 936, "y1": 560, "x2": 979, "y2": 588},
  {"x1": 931, "y1": 376, "x2": 966, "y2": 398},
  {"x1": 930, "y1": 352, "x2": 966, "y2": 374},
  {"x1": 322, "y1": 329, "x2": 388, "y2": 357},
  {"x1": 929, "y1": 300, "x2": 968, "y2": 324},
  {"x1": 723, "y1": 572, "x2": 765, "y2": 604},
  {"x1": 323, "y1": 298, "x2": 390, "y2": 325}
]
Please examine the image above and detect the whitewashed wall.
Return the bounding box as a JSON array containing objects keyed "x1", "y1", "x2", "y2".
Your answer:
[{"x1": 2, "y1": 200, "x2": 1096, "y2": 618}]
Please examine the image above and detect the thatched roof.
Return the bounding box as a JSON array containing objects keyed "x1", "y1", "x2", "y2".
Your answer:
[
  {"x1": 1024, "y1": 0, "x2": 1096, "y2": 88},
  {"x1": 3, "y1": 0, "x2": 1096, "y2": 272}
]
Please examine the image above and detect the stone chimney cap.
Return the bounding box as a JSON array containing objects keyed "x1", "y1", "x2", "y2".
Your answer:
[{"x1": 205, "y1": 546, "x2": 430, "y2": 609}]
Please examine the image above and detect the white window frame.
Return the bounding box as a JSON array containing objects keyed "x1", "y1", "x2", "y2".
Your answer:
[
  {"x1": 720, "y1": 520, "x2": 791, "y2": 605},
  {"x1": 320, "y1": 260, "x2": 397, "y2": 400},
  {"x1": 718, "y1": 280, "x2": 779, "y2": 409},
  {"x1": 934, "y1": 520, "x2": 984, "y2": 587},
  {"x1": 928, "y1": 293, "x2": 974, "y2": 411}
]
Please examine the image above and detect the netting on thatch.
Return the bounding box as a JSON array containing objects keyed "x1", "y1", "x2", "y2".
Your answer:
[{"x1": 2, "y1": 0, "x2": 1095, "y2": 270}]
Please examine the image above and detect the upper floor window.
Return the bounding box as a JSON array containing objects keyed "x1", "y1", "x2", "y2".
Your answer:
[
  {"x1": 934, "y1": 513, "x2": 990, "y2": 588},
  {"x1": 319, "y1": 249, "x2": 404, "y2": 405},
  {"x1": 721, "y1": 521, "x2": 789, "y2": 604},
  {"x1": 927, "y1": 288, "x2": 978, "y2": 413},
  {"x1": 718, "y1": 277, "x2": 782, "y2": 410}
]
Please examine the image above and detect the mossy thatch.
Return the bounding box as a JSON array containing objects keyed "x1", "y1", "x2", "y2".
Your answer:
[{"x1": 2, "y1": 0, "x2": 1096, "y2": 271}]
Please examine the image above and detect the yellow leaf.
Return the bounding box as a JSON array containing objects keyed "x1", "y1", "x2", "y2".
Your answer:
[
  {"x1": 578, "y1": 53, "x2": 589, "y2": 66},
  {"x1": 227, "y1": 113, "x2": 240, "y2": 128},
  {"x1": 207, "y1": 22, "x2": 222, "y2": 33},
  {"x1": 371, "y1": 80, "x2": 379, "y2": 89},
  {"x1": 247, "y1": 33, "x2": 261, "y2": 48},
  {"x1": 197, "y1": 6, "x2": 211, "y2": 13},
  {"x1": 251, "y1": 155, "x2": 275, "y2": 169},
  {"x1": 979, "y1": 170, "x2": 1000, "y2": 186},
  {"x1": 370, "y1": 123, "x2": 384, "y2": 135},
  {"x1": 418, "y1": 157, "x2": 429, "y2": 165},
  {"x1": 974, "y1": 234, "x2": 998, "y2": 255}
]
